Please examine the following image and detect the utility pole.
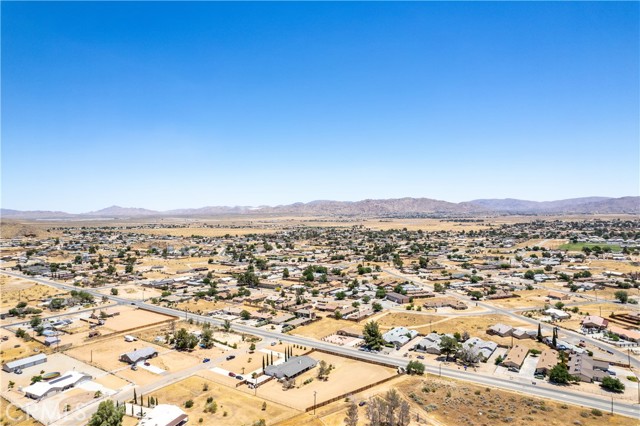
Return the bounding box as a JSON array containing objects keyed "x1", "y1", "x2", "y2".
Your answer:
[
  {"x1": 610, "y1": 395, "x2": 613, "y2": 415},
  {"x1": 313, "y1": 391, "x2": 317, "y2": 415}
]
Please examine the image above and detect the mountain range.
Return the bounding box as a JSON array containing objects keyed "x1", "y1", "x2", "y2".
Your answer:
[{"x1": 1, "y1": 196, "x2": 638, "y2": 219}]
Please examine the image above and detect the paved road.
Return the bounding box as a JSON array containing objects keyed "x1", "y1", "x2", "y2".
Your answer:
[
  {"x1": 2, "y1": 270, "x2": 638, "y2": 419},
  {"x1": 383, "y1": 268, "x2": 640, "y2": 369}
]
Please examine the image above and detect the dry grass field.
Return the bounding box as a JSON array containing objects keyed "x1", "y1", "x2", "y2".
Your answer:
[
  {"x1": 147, "y1": 375, "x2": 299, "y2": 425},
  {"x1": 376, "y1": 312, "x2": 445, "y2": 330},
  {"x1": 290, "y1": 318, "x2": 362, "y2": 339},
  {"x1": 0, "y1": 275, "x2": 65, "y2": 308},
  {"x1": 98, "y1": 306, "x2": 177, "y2": 333},
  {"x1": 0, "y1": 397, "x2": 42, "y2": 426},
  {"x1": 0, "y1": 327, "x2": 48, "y2": 364}
]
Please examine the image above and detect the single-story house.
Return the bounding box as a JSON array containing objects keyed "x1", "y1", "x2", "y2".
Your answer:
[
  {"x1": 501, "y1": 345, "x2": 528, "y2": 370},
  {"x1": 23, "y1": 371, "x2": 91, "y2": 399},
  {"x1": 385, "y1": 292, "x2": 410, "y2": 304},
  {"x1": 544, "y1": 308, "x2": 571, "y2": 320},
  {"x1": 535, "y1": 349, "x2": 558, "y2": 376},
  {"x1": 264, "y1": 356, "x2": 317, "y2": 379},
  {"x1": 461, "y1": 337, "x2": 498, "y2": 361},
  {"x1": 487, "y1": 323, "x2": 512, "y2": 337},
  {"x1": 414, "y1": 333, "x2": 447, "y2": 354},
  {"x1": 582, "y1": 315, "x2": 608, "y2": 330},
  {"x1": 382, "y1": 327, "x2": 418, "y2": 348},
  {"x1": 138, "y1": 404, "x2": 189, "y2": 426},
  {"x1": 119, "y1": 347, "x2": 158, "y2": 364},
  {"x1": 547, "y1": 291, "x2": 570, "y2": 301},
  {"x1": 608, "y1": 325, "x2": 640, "y2": 343}
]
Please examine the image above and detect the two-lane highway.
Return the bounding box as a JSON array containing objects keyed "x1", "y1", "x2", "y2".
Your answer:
[{"x1": 1, "y1": 270, "x2": 638, "y2": 419}]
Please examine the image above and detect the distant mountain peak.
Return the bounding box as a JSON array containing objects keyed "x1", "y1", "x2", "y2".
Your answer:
[{"x1": 2, "y1": 196, "x2": 638, "y2": 219}]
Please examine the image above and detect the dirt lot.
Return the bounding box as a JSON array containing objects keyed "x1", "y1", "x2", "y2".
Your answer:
[
  {"x1": 147, "y1": 375, "x2": 298, "y2": 425},
  {"x1": 98, "y1": 285, "x2": 163, "y2": 301},
  {"x1": 0, "y1": 275, "x2": 65, "y2": 308},
  {"x1": 395, "y1": 376, "x2": 637, "y2": 426},
  {"x1": 0, "y1": 397, "x2": 42, "y2": 426},
  {"x1": 0, "y1": 327, "x2": 48, "y2": 365},
  {"x1": 256, "y1": 351, "x2": 397, "y2": 411},
  {"x1": 376, "y1": 312, "x2": 445, "y2": 330},
  {"x1": 275, "y1": 374, "x2": 639, "y2": 426},
  {"x1": 175, "y1": 298, "x2": 226, "y2": 314},
  {"x1": 291, "y1": 318, "x2": 362, "y2": 339},
  {"x1": 65, "y1": 335, "x2": 196, "y2": 373},
  {"x1": 98, "y1": 306, "x2": 176, "y2": 333}
]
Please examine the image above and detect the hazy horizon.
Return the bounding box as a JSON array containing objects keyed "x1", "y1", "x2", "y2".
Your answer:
[{"x1": 2, "y1": 2, "x2": 638, "y2": 212}]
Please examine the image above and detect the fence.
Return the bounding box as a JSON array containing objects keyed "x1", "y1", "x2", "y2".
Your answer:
[
  {"x1": 312, "y1": 347, "x2": 398, "y2": 368},
  {"x1": 304, "y1": 373, "x2": 400, "y2": 412}
]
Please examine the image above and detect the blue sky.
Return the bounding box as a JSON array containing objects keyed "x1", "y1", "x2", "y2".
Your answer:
[{"x1": 2, "y1": 2, "x2": 638, "y2": 212}]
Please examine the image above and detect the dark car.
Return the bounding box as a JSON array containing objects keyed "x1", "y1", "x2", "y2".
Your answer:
[
  {"x1": 359, "y1": 401, "x2": 366, "y2": 406},
  {"x1": 203, "y1": 358, "x2": 211, "y2": 363},
  {"x1": 226, "y1": 355, "x2": 235, "y2": 361},
  {"x1": 228, "y1": 372, "x2": 236, "y2": 377},
  {"x1": 236, "y1": 375, "x2": 244, "y2": 381}
]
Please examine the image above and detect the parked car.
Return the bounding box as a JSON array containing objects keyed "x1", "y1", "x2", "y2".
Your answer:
[
  {"x1": 226, "y1": 355, "x2": 235, "y2": 361},
  {"x1": 228, "y1": 372, "x2": 236, "y2": 377},
  {"x1": 236, "y1": 375, "x2": 244, "y2": 381},
  {"x1": 417, "y1": 355, "x2": 425, "y2": 360},
  {"x1": 144, "y1": 361, "x2": 150, "y2": 366},
  {"x1": 203, "y1": 358, "x2": 211, "y2": 363},
  {"x1": 270, "y1": 342, "x2": 277, "y2": 346},
  {"x1": 14, "y1": 369, "x2": 22, "y2": 375},
  {"x1": 359, "y1": 401, "x2": 366, "y2": 407}
]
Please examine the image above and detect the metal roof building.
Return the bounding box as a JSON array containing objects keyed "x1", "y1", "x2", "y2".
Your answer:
[
  {"x1": 264, "y1": 356, "x2": 317, "y2": 379},
  {"x1": 2, "y1": 353, "x2": 47, "y2": 373}
]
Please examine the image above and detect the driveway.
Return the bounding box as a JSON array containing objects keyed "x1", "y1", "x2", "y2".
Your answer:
[{"x1": 518, "y1": 354, "x2": 538, "y2": 378}]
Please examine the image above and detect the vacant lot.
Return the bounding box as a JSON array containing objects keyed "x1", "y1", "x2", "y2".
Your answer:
[
  {"x1": 256, "y1": 351, "x2": 397, "y2": 411},
  {"x1": 396, "y1": 376, "x2": 637, "y2": 426},
  {"x1": 291, "y1": 318, "x2": 361, "y2": 339},
  {"x1": 376, "y1": 312, "x2": 445, "y2": 330},
  {"x1": 99, "y1": 306, "x2": 176, "y2": 333},
  {"x1": 0, "y1": 397, "x2": 42, "y2": 426},
  {"x1": 0, "y1": 275, "x2": 64, "y2": 308},
  {"x1": 147, "y1": 375, "x2": 298, "y2": 425},
  {"x1": 0, "y1": 327, "x2": 48, "y2": 365}
]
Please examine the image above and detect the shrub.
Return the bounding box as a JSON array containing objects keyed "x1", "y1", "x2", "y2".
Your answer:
[
  {"x1": 184, "y1": 399, "x2": 194, "y2": 408},
  {"x1": 591, "y1": 408, "x2": 603, "y2": 416}
]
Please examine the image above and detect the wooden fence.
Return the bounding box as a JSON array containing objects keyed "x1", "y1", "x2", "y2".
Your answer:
[{"x1": 304, "y1": 373, "x2": 399, "y2": 412}]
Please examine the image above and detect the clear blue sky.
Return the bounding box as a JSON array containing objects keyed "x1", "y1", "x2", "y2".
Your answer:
[{"x1": 2, "y1": 2, "x2": 638, "y2": 212}]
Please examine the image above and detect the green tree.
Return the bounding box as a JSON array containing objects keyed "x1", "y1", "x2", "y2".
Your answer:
[
  {"x1": 363, "y1": 321, "x2": 385, "y2": 351},
  {"x1": 614, "y1": 290, "x2": 629, "y2": 304},
  {"x1": 439, "y1": 335, "x2": 460, "y2": 361},
  {"x1": 222, "y1": 320, "x2": 232, "y2": 333},
  {"x1": 549, "y1": 363, "x2": 575, "y2": 384},
  {"x1": 601, "y1": 376, "x2": 625, "y2": 393},
  {"x1": 201, "y1": 328, "x2": 214, "y2": 349},
  {"x1": 88, "y1": 400, "x2": 125, "y2": 426},
  {"x1": 240, "y1": 310, "x2": 251, "y2": 320},
  {"x1": 111, "y1": 288, "x2": 119, "y2": 296},
  {"x1": 174, "y1": 328, "x2": 199, "y2": 351},
  {"x1": 406, "y1": 360, "x2": 425, "y2": 375}
]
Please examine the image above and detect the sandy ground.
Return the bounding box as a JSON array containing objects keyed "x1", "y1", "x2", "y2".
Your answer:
[
  {"x1": 256, "y1": 351, "x2": 397, "y2": 411},
  {"x1": 0, "y1": 275, "x2": 65, "y2": 308},
  {"x1": 98, "y1": 285, "x2": 163, "y2": 301},
  {"x1": 98, "y1": 306, "x2": 177, "y2": 333},
  {"x1": 291, "y1": 318, "x2": 363, "y2": 339},
  {"x1": 0, "y1": 327, "x2": 48, "y2": 365},
  {"x1": 0, "y1": 397, "x2": 42, "y2": 426},
  {"x1": 147, "y1": 375, "x2": 298, "y2": 425},
  {"x1": 376, "y1": 312, "x2": 445, "y2": 330}
]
